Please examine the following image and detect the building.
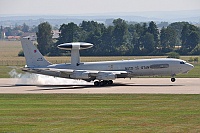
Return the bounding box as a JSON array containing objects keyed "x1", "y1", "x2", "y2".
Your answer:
[{"x1": 7, "y1": 36, "x2": 21, "y2": 41}]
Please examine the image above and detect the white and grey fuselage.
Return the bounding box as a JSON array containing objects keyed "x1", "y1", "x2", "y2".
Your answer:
[
  {"x1": 21, "y1": 37, "x2": 194, "y2": 83},
  {"x1": 24, "y1": 58, "x2": 194, "y2": 81}
]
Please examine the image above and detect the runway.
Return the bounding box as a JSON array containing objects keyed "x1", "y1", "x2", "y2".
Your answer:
[{"x1": 0, "y1": 78, "x2": 199, "y2": 94}]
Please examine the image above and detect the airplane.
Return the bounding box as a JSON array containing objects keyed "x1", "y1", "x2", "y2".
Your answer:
[{"x1": 21, "y1": 37, "x2": 194, "y2": 86}]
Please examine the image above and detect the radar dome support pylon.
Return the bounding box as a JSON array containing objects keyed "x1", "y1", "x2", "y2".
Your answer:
[
  {"x1": 71, "y1": 48, "x2": 80, "y2": 66},
  {"x1": 57, "y1": 42, "x2": 93, "y2": 66}
]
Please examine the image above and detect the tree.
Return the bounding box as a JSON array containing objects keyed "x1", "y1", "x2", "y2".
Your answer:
[
  {"x1": 169, "y1": 22, "x2": 189, "y2": 37},
  {"x1": 181, "y1": 24, "x2": 190, "y2": 48},
  {"x1": 80, "y1": 20, "x2": 105, "y2": 46},
  {"x1": 4, "y1": 27, "x2": 12, "y2": 36},
  {"x1": 187, "y1": 31, "x2": 200, "y2": 50},
  {"x1": 112, "y1": 19, "x2": 131, "y2": 55},
  {"x1": 147, "y1": 21, "x2": 159, "y2": 48},
  {"x1": 36, "y1": 22, "x2": 53, "y2": 55},
  {"x1": 160, "y1": 27, "x2": 177, "y2": 51},
  {"x1": 132, "y1": 32, "x2": 140, "y2": 55},
  {"x1": 181, "y1": 24, "x2": 200, "y2": 54},
  {"x1": 112, "y1": 19, "x2": 129, "y2": 46},
  {"x1": 100, "y1": 26, "x2": 114, "y2": 55},
  {"x1": 58, "y1": 22, "x2": 82, "y2": 44},
  {"x1": 190, "y1": 44, "x2": 200, "y2": 55},
  {"x1": 40, "y1": 19, "x2": 199, "y2": 56},
  {"x1": 169, "y1": 22, "x2": 189, "y2": 46},
  {"x1": 22, "y1": 23, "x2": 29, "y2": 32},
  {"x1": 30, "y1": 25, "x2": 38, "y2": 33},
  {"x1": 80, "y1": 21, "x2": 101, "y2": 33},
  {"x1": 140, "y1": 32, "x2": 155, "y2": 54}
]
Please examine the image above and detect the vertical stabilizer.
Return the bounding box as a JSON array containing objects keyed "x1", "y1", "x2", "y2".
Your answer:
[{"x1": 21, "y1": 37, "x2": 51, "y2": 68}]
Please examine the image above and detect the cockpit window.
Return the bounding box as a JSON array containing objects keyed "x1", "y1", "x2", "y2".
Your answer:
[{"x1": 180, "y1": 61, "x2": 185, "y2": 64}]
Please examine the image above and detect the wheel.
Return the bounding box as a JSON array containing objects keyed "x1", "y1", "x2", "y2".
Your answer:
[
  {"x1": 108, "y1": 80, "x2": 113, "y2": 85},
  {"x1": 100, "y1": 81, "x2": 105, "y2": 86},
  {"x1": 171, "y1": 78, "x2": 176, "y2": 82},
  {"x1": 103, "y1": 80, "x2": 109, "y2": 85},
  {"x1": 94, "y1": 81, "x2": 100, "y2": 86}
]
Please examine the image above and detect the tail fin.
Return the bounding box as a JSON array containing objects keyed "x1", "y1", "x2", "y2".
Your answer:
[{"x1": 21, "y1": 37, "x2": 52, "y2": 68}]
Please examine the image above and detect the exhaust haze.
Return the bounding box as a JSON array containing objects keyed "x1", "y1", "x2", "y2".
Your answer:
[{"x1": 9, "y1": 69, "x2": 91, "y2": 85}]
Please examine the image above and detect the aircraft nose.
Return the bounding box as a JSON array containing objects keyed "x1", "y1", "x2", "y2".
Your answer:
[
  {"x1": 183, "y1": 63, "x2": 194, "y2": 73},
  {"x1": 187, "y1": 63, "x2": 194, "y2": 70}
]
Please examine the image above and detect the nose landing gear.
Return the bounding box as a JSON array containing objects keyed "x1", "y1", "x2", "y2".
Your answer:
[
  {"x1": 171, "y1": 77, "x2": 176, "y2": 82},
  {"x1": 171, "y1": 74, "x2": 176, "y2": 82}
]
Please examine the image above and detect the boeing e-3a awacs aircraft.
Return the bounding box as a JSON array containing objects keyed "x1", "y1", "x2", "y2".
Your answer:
[{"x1": 21, "y1": 37, "x2": 194, "y2": 86}]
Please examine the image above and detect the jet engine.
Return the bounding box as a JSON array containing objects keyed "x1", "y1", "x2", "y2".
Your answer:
[
  {"x1": 70, "y1": 70, "x2": 89, "y2": 79},
  {"x1": 96, "y1": 72, "x2": 116, "y2": 80}
]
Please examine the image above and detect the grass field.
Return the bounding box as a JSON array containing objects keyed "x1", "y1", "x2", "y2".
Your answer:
[
  {"x1": 0, "y1": 94, "x2": 200, "y2": 132},
  {"x1": 0, "y1": 41, "x2": 200, "y2": 133},
  {"x1": 0, "y1": 40, "x2": 200, "y2": 78}
]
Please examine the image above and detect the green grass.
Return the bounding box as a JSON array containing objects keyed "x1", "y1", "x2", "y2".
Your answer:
[
  {"x1": 0, "y1": 94, "x2": 200, "y2": 132},
  {"x1": 0, "y1": 66, "x2": 13, "y2": 78}
]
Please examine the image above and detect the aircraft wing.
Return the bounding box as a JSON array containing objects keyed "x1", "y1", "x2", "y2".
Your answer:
[
  {"x1": 47, "y1": 68, "x2": 129, "y2": 80},
  {"x1": 22, "y1": 67, "x2": 129, "y2": 80}
]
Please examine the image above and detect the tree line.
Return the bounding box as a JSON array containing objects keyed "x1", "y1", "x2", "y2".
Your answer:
[
  {"x1": 36, "y1": 19, "x2": 200, "y2": 56},
  {"x1": 0, "y1": 23, "x2": 37, "y2": 38}
]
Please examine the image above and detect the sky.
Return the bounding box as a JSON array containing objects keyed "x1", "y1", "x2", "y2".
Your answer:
[{"x1": 0, "y1": 0, "x2": 200, "y2": 16}]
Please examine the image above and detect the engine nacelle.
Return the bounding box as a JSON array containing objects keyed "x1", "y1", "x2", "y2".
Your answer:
[
  {"x1": 70, "y1": 70, "x2": 89, "y2": 79},
  {"x1": 96, "y1": 72, "x2": 116, "y2": 80}
]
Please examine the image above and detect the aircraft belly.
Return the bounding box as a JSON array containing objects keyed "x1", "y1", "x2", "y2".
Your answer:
[
  {"x1": 152, "y1": 69, "x2": 170, "y2": 76},
  {"x1": 127, "y1": 67, "x2": 171, "y2": 77}
]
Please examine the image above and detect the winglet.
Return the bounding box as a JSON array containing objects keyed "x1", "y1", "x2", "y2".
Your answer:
[{"x1": 21, "y1": 37, "x2": 52, "y2": 68}]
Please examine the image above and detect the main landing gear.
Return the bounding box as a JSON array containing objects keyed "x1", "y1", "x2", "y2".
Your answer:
[{"x1": 94, "y1": 80, "x2": 113, "y2": 86}]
